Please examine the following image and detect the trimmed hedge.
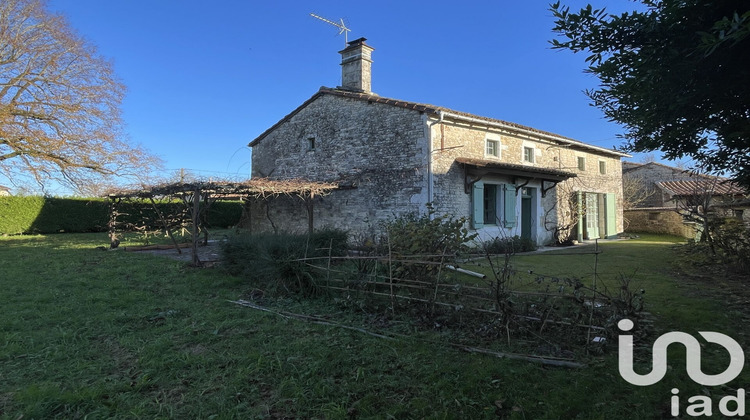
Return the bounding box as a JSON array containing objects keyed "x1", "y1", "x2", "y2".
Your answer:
[{"x1": 0, "y1": 196, "x2": 243, "y2": 235}]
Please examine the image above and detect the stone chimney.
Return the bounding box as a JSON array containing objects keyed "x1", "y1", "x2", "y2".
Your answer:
[{"x1": 339, "y1": 37, "x2": 374, "y2": 93}]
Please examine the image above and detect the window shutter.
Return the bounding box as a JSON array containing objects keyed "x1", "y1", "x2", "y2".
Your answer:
[
  {"x1": 605, "y1": 193, "x2": 617, "y2": 238},
  {"x1": 472, "y1": 182, "x2": 484, "y2": 229},
  {"x1": 503, "y1": 184, "x2": 517, "y2": 228}
]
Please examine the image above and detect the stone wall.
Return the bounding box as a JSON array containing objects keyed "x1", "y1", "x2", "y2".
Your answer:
[
  {"x1": 625, "y1": 208, "x2": 699, "y2": 238},
  {"x1": 250, "y1": 94, "x2": 430, "y2": 234}
]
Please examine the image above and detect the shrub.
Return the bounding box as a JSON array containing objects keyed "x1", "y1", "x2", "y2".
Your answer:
[
  {"x1": 381, "y1": 205, "x2": 475, "y2": 258},
  {"x1": 379, "y1": 206, "x2": 476, "y2": 290},
  {"x1": 710, "y1": 217, "x2": 750, "y2": 273},
  {"x1": 482, "y1": 235, "x2": 538, "y2": 255},
  {"x1": 221, "y1": 229, "x2": 348, "y2": 296}
]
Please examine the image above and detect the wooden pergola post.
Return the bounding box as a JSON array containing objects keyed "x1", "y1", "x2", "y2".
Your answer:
[
  {"x1": 191, "y1": 186, "x2": 201, "y2": 266},
  {"x1": 305, "y1": 191, "x2": 315, "y2": 234},
  {"x1": 108, "y1": 196, "x2": 121, "y2": 249},
  {"x1": 148, "y1": 197, "x2": 181, "y2": 254}
]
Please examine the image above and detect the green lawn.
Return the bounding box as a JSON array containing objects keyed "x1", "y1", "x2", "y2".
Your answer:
[{"x1": 1, "y1": 233, "x2": 747, "y2": 419}]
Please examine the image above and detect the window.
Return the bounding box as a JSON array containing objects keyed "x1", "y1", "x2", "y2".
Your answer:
[
  {"x1": 523, "y1": 146, "x2": 535, "y2": 163},
  {"x1": 648, "y1": 212, "x2": 660, "y2": 221},
  {"x1": 472, "y1": 183, "x2": 517, "y2": 229},
  {"x1": 599, "y1": 160, "x2": 607, "y2": 174},
  {"x1": 486, "y1": 140, "x2": 499, "y2": 158},
  {"x1": 577, "y1": 156, "x2": 586, "y2": 171},
  {"x1": 483, "y1": 185, "x2": 497, "y2": 224},
  {"x1": 307, "y1": 137, "x2": 316, "y2": 151}
]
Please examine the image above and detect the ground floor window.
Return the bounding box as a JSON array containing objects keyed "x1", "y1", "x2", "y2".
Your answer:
[
  {"x1": 472, "y1": 182, "x2": 517, "y2": 229},
  {"x1": 483, "y1": 185, "x2": 497, "y2": 224}
]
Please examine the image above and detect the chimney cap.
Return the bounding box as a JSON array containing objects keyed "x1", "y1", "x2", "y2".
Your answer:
[
  {"x1": 339, "y1": 37, "x2": 373, "y2": 53},
  {"x1": 347, "y1": 37, "x2": 368, "y2": 46}
]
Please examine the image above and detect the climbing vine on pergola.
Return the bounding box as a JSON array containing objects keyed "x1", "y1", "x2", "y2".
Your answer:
[{"x1": 105, "y1": 178, "x2": 338, "y2": 266}]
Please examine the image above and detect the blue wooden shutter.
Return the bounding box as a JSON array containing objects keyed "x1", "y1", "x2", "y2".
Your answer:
[
  {"x1": 472, "y1": 182, "x2": 484, "y2": 229},
  {"x1": 605, "y1": 193, "x2": 617, "y2": 238},
  {"x1": 503, "y1": 184, "x2": 517, "y2": 228}
]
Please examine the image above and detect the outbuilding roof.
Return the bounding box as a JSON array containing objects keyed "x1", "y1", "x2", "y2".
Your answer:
[{"x1": 656, "y1": 180, "x2": 746, "y2": 197}]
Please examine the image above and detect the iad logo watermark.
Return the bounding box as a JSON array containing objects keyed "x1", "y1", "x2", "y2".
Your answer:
[{"x1": 618, "y1": 319, "x2": 746, "y2": 417}]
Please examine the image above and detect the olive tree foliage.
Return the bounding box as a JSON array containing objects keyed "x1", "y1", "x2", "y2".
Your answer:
[
  {"x1": 0, "y1": 0, "x2": 160, "y2": 194},
  {"x1": 550, "y1": 0, "x2": 750, "y2": 188}
]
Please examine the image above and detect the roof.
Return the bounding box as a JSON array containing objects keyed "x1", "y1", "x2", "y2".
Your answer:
[
  {"x1": 656, "y1": 180, "x2": 747, "y2": 197},
  {"x1": 0, "y1": 185, "x2": 9, "y2": 191},
  {"x1": 249, "y1": 87, "x2": 630, "y2": 158},
  {"x1": 456, "y1": 157, "x2": 577, "y2": 182}
]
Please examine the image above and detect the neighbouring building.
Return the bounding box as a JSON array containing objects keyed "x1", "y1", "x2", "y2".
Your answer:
[
  {"x1": 622, "y1": 162, "x2": 748, "y2": 236},
  {"x1": 247, "y1": 38, "x2": 630, "y2": 245},
  {"x1": 0, "y1": 185, "x2": 10, "y2": 196}
]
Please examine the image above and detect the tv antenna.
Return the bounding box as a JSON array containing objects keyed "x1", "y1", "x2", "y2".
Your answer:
[{"x1": 310, "y1": 13, "x2": 351, "y2": 44}]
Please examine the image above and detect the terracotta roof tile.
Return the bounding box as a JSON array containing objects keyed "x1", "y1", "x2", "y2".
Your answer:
[{"x1": 656, "y1": 180, "x2": 747, "y2": 197}]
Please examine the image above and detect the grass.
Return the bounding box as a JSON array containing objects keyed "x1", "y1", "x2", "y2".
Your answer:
[{"x1": 1, "y1": 232, "x2": 748, "y2": 419}]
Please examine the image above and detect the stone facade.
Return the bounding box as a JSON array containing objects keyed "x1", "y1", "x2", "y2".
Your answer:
[
  {"x1": 249, "y1": 93, "x2": 429, "y2": 235},
  {"x1": 248, "y1": 89, "x2": 628, "y2": 244},
  {"x1": 247, "y1": 38, "x2": 628, "y2": 244},
  {"x1": 426, "y1": 118, "x2": 624, "y2": 244}
]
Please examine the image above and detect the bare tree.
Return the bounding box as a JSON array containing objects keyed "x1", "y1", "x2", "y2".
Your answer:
[
  {"x1": 0, "y1": 0, "x2": 160, "y2": 193},
  {"x1": 671, "y1": 177, "x2": 730, "y2": 254},
  {"x1": 544, "y1": 179, "x2": 582, "y2": 244},
  {"x1": 622, "y1": 175, "x2": 654, "y2": 210}
]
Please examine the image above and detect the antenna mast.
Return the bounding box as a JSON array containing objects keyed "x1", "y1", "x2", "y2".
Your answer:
[{"x1": 310, "y1": 13, "x2": 351, "y2": 45}]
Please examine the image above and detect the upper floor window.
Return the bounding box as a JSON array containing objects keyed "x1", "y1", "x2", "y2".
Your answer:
[
  {"x1": 486, "y1": 139, "x2": 500, "y2": 158},
  {"x1": 599, "y1": 160, "x2": 607, "y2": 174},
  {"x1": 577, "y1": 156, "x2": 586, "y2": 171},
  {"x1": 523, "y1": 146, "x2": 535, "y2": 163},
  {"x1": 307, "y1": 137, "x2": 316, "y2": 151}
]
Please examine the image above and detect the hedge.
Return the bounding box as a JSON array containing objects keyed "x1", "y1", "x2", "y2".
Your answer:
[{"x1": 0, "y1": 196, "x2": 243, "y2": 235}]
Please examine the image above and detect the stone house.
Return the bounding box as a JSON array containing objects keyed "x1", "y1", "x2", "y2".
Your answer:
[
  {"x1": 622, "y1": 162, "x2": 748, "y2": 236},
  {"x1": 248, "y1": 38, "x2": 629, "y2": 245}
]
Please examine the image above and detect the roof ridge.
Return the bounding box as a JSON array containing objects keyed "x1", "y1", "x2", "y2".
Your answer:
[{"x1": 251, "y1": 87, "x2": 628, "y2": 158}]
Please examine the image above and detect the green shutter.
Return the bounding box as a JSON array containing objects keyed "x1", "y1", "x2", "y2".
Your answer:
[
  {"x1": 605, "y1": 193, "x2": 617, "y2": 238},
  {"x1": 472, "y1": 182, "x2": 484, "y2": 229},
  {"x1": 503, "y1": 184, "x2": 517, "y2": 228}
]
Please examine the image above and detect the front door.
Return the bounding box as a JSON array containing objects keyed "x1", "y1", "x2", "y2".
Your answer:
[{"x1": 521, "y1": 187, "x2": 534, "y2": 242}]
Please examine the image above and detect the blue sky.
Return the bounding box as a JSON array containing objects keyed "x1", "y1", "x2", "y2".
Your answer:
[{"x1": 28, "y1": 0, "x2": 657, "y2": 194}]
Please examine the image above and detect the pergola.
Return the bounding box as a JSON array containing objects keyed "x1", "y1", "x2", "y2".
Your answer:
[{"x1": 105, "y1": 178, "x2": 339, "y2": 266}]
